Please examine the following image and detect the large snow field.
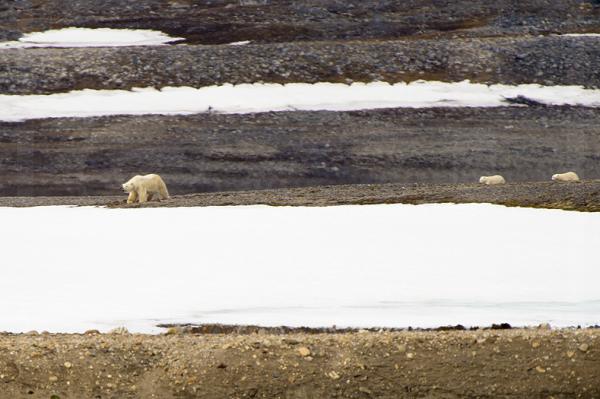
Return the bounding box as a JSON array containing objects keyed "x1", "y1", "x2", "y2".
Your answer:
[
  {"x1": 2, "y1": 81, "x2": 600, "y2": 122},
  {"x1": 0, "y1": 203, "x2": 598, "y2": 333},
  {"x1": 0, "y1": 27, "x2": 183, "y2": 48}
]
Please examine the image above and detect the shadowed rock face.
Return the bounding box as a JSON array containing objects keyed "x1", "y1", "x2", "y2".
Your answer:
[
  {"x1": 1, "y1": 106, "x2": 599, "y2": 197},
  {"x1": 1, "y1": 0, "x2": 600, "y2": 43}
]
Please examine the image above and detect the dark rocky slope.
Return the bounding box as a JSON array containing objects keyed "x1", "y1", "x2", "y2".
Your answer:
[
  {"x1": 1, "y1": 106, "x2": 599, "y2": 197},
  {"x1": 2, "y1": 0, "x2": 600, "y2": 43},
  {"x1": 2, "y1": 36, "x2": 600, "y2": 94}
]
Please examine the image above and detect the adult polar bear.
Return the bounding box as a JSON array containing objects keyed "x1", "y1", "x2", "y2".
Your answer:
[{"x1": 122, "y1": 174, "x2": 169, "y2": 204}]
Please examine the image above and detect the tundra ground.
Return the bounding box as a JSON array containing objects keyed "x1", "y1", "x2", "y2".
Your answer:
[{"x1": 0, "y1": 328, "x2": 597, "y2": 399}]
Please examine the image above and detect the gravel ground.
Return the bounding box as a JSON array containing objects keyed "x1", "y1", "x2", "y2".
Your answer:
[
  {"x1": 2, "y1": 1, "x2": 600, "y2": 94},
  {"x1": 2, "y1": 106, "x2": 600, "y2": 197},
  {"x1": 0, "y1": 328, "x2": 597, "y2": 398},
  {"x1": 2, "y1": 36, "x2": 600, "y2": 94},
  {"x1": 1, "y1": 180, "x2": 599, "y2": 212},
  {"x1": 2, "y1": 0, "x2": 600, "y2": 43}
]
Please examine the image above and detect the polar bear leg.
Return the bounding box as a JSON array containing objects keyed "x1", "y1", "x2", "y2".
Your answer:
[
  {"x1": 127, "y1": 191, "x2": 138, "y2": 204},
  {"x1": 138, "y1": 188, "x2": 148, "y2": 203},
  {"x1": 158, "y1": 183, "x2": 169, "y2": 200}
]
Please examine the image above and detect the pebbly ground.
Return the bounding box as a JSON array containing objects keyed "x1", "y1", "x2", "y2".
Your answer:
[
  {"x1": 0, "y1": 180, "x2": 599, "y2": 212},
  {"x1": 1, "y1": 106, "x2": 600, "y2": 197},
  {"x1": 1, "y1": 1, "x2": 600, "y2": 94},
  {"x1": 0, "y1": 328, "x2": 597, "y2": 398},
  {"x1": 2, "y1": 0, "x2": 600, "y2": 44},
  {"x1": 2, "y1": 36, "x2": 600, "y2": 94}
]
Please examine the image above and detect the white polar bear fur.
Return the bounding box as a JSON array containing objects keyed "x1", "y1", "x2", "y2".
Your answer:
[
  {"x1": 479, "y1": 175, "x2": 506, "y2": 185},
  {"x1": 122, "y1": 174, "x2": 170, "y2": 203},
  {"x1": 551, "y1": 171, "x2": 580, "y2": 182}
]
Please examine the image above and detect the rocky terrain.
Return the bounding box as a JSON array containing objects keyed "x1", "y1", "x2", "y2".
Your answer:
[
  {"x1": 1, "y1": 2, "x2": 600, "y2": 397},
  {"x1": 2, "y1": 106, "x2": 600, "y2": 197},
  {"x1": 2, "y1": 0, "x2": 600, "y2": 95},
  {"x1": 2, "y1": 35, "x2": 600, "y2": 94},
  {"x1": 2, "y1": 0, "x2": 600, "y2": 44},
  {"x1": 1, "y1": 0, "x2": 600, "y2": 197},
  {"x1": 1, "y1": 180, "x2": 600, "y2": 212},
  {"x1": 0, "y1": 328, "x2": 597, "y2": 398}
]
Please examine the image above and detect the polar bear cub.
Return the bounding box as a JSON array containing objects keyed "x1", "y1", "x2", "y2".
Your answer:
[
  {"x1": 479, "y1": 175, "x2": 506, "y2": 185},
  {"x1": 551, "y1": 171, "x2": 580, "y2": 182},
  {"x1": 122, "y1": 174, "x2": 170, "y2": 204}
]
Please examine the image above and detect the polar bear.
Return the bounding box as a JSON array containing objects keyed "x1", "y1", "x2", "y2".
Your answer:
[
  {"x1": 551, "y1": 171, "x2": 580, "y2": 182},
  {"x1": 122, "y1": 174, "x2": 169, "y2": 204},
  {"x1": 479, "y1": 175, "x2": 506, "y2": 185}
]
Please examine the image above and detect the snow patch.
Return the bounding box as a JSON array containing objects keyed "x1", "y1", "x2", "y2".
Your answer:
[
  {"x1": 0, "y1": 27, "x2": 183, "y2": 48},
  {"x1": 0, "y1": 203, "x2": 597, "y2": 333},
  {"x1": 228, "y1": 40, "x2": 251, "y2": 45},
  {"x1": 557, "y1": 33, "x2": 600, "y2": 37},
  {"x1": 2, "y1": 81, "x2": 600, "y2": 122}
]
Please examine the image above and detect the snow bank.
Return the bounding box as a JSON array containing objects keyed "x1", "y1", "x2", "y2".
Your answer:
[
  {"x1": 0, "y1": 203, "x2": 597, "y2": 333},
  {"x1": 0, "y1": 27, "x2": 183, "y2": 49},
  {"x1": 228, "y1": 40, "x2": 251, "y2": 45},
  {"x1": 557, "y1": 33, "x2": 600, "y2": 37},
  {"x1": 2, "y1": 81, "x2": 600, "y2": 122}
]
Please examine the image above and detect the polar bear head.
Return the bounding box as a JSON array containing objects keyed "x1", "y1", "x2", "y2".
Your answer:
[
  {"x1": 479, "y1": 176, "x2": 486, "y2": 183},
  {"x1": 551, "y1": 174, "x2": 559, "y2": 181},
  {"x1": 122, "y1": 180, "x2": 136, "y2": 193}
]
